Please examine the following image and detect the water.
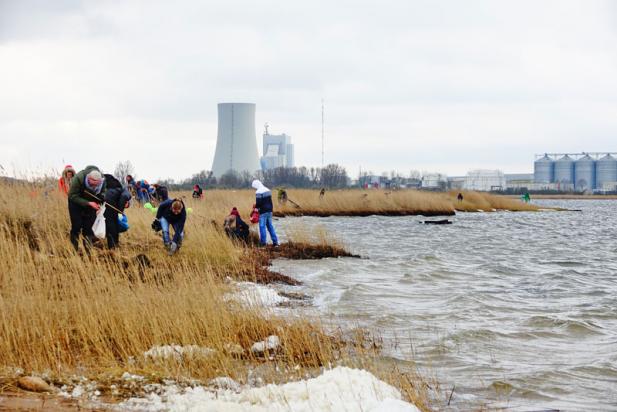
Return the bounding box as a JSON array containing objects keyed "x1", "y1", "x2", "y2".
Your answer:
[{"x1": 272, "y1": 200, "x2": 617, "y2": 411}]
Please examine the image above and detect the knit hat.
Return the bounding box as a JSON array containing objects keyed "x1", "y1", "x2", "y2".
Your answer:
[{"x1": 230, "y1": 207, "x2": 239, "y2": 216}]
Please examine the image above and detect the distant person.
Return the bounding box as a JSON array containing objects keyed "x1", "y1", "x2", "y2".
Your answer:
[
  {"x1": 457, "y1": 193, "x2": 464, "y2": 202},
  {"x1": 153, "y1": 184, "x2": 169, "y2": 203},
  {"x1": 223, "y1": 207, "x2": 250, "y2": 242},
  {"x1": 154, "y1": 198, "x2": 186, "y2": 255},
  {"x1": 277, "y1": 188, "x2": 288, "y2": 205},
  {"x1": 125, "y1": 175, "x2": 137, "y2": 194},
  {"x1": 192, "y1": 184, "x2": 203, "y2": 199},
  {"x1": 523, "y1": 192, "x2": 531, "y2": 203},
  {"x1": 58, "y1": 165, "x2": 76, "y2": 196},
  {"x1": 67, "y1": 165, "x2": 106, "y2": 251},
  {"x1": 103, "y1": 174, "x2": 132, "y2": 249},
  {"x1": 319, "y1": 188, "x2": 326, "y2": 199},
  {"x1": 135, "y1": 179, "x2": 152, "y2": 204},
  {"x1": 251, "y1": 179, "x2": 279, "y2": 247}
]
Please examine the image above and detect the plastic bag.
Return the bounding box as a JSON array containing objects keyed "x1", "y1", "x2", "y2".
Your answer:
[
  {"x1": 92, "y1": 204, "x2": 106, "y2": 239},
  {"x1": 250, "y1": 208, "x2": 259, "y2": 224},
  {"x1": 118, "y1": 214, "x2": 129, "y2": 233}
]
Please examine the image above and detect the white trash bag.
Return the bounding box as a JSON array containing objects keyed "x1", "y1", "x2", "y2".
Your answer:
[{"x1": 92, "y1": 204, "x2": 107, "y2": 239}]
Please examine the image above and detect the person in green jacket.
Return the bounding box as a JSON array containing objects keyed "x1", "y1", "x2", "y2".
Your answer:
[{"x1": 68, "y1": 165, "x2": 107, "y2": 251}]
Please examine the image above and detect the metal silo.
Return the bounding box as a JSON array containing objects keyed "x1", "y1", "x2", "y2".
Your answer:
[
  {"x1": 554, "y1": 155, "x2": 574, "y2": 185},
  {"x1": 595, "y1": 154, "x2": 617, "y2": 190},
  {"x1": 534, "y1": 154, "x2": 554, "y2": 183},
  {"x1": 574, "y1": 154, "x2": 596, "y2": 191}
]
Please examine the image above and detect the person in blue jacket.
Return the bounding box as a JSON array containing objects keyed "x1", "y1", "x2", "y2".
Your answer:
[
  {"x1": 251, "y1": 180, "x2": 279, "y2": 247},
  {"x1": 154, "y1": 198, "x2": 186, "y2": 255}
]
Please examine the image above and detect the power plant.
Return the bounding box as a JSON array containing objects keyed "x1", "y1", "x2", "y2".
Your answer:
[
  {"x1": 534, "y1": 153, "x2": 617, "y2": 191},
  {"x1": 260, "y1": 124, "x2": 295, "y2": 171},
  {"x1": 211, "y1": 103, "x2": 261, "y2": 178}
]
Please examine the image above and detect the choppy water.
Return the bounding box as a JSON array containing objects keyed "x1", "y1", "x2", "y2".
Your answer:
[{"x1": 272, "y1": 200, "x2": 617, "y2": 411}]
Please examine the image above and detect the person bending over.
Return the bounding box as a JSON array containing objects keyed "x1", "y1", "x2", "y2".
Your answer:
[
  {"x1": 155, "y1": 198, "x2": 186, "y2": 255},
  {"x1": 223, "y1": 207, "x2": 250, "y2": 243},
  {"x1": 67, "y1": 166, "x2": 106, "y2": 251},
  {"x1": 103, "y1": 174, "x2": 132, "y2": 249}
]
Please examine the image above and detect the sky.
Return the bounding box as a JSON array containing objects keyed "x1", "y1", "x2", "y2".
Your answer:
[{"x1": 1, "y1": 0, "x2": 617, "y2": 181}]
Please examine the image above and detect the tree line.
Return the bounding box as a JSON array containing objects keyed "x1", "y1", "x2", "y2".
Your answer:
[{"x1": 115, "y1": 161, "x2": 350, "y2": 190}]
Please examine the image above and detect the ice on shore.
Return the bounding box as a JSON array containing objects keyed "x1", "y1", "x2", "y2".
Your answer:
[
  {"x1": 231, "y1": 282, "x2": 289, "y2": 307},
  {"x1": 250, "y1": 335, "x2": 280, "y2": 354},
  {"x1": 119, "y1": 366, "x2": 420, "y2": 412},
  {"x1": 144, "y1": 345, "x2": 215, "y2": 361}
]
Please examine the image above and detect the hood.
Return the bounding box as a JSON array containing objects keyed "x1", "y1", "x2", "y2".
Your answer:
[
  {"x1": 252, "y1": 179, "x2": 269, "y2": 194},
  {"x1": 61, "y1": 165, "x2": 76, "y2": 179},
  {"x1": 104, "y1": 174, "x2": 122, "y2": 189}
]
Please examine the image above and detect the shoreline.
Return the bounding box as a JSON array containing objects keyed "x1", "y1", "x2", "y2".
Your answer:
[{"x1": 506, "y1": 194, "x2": 617, "y2": 200}]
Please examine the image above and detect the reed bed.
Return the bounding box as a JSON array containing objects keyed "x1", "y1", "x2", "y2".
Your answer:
[
  {"x1": 448, "y1": 190, "x2": 541, "y2": 212},
  {"x1": 0, "y1": 182, "x2": 436, "y2": 410}
]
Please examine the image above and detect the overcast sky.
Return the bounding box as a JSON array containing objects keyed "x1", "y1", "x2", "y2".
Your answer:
[{"x1": 1, "y1": 0, "x2": 617, "y2": 181}]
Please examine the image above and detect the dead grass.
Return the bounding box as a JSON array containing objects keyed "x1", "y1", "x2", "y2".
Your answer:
[
  {"x1": 0, "y1": 182, "x2": 437, "y2": 410},
  {"x1": 448, "y1": 190, "x2": 542, "y2": 212}
]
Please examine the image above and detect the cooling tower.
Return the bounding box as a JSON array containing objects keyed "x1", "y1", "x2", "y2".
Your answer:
[{"x1": 211, "y1": 103, "x2": 261, "y2": 178}]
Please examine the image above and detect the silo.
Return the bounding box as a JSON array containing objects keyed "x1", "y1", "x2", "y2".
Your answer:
[
  {"x1": 211, "y1": 103, "x2": 261, "y2": 178},
  {"x1": 574, "y1": 154, "x2": 596, "y2": 191},
  {"x1": 595, "y1": 154, "x2": 617, "y2": 190},
  {"x1": 534, "y1": 154, "x2": 554, "y2": 183},
  {"x1": 554, "y1": 155, "x2": 574, "y2": 185}
]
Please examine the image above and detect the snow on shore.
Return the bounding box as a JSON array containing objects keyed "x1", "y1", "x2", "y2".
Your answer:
[
  {"x1": 120, "y1": 366, "x2": 420, "y2": 412},
  {"x1": 230, "y1": 281, "x2": 289, "y2": 307}
]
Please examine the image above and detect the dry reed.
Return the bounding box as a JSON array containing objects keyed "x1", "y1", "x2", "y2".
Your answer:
[{"x1": 0, "y1": 181, "x2": 436, "y2": 410}]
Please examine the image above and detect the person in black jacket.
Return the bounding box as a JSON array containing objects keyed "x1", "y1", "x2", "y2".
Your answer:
[
  {"x1": 152, "y1": 184, "x2": 169, "y2": 203},
  {"x1": 155, "y1": 198, "x2": 186, "y2": 255},
  {"x1": 103, "y1": 174, "x2": 132, "y2": 249},
  {"x1": 223, "y1": 207, "x2": 250, "y2": 242}
]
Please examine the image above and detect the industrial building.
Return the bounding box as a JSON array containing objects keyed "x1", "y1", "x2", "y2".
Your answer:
[
  {"x1": 211, "y1": 103, "x2": 261, "y2": 178},
  {"x1": 534, "y1": 153, "x2": 617, "y2": 192},
  {"x1": 260, "y1": 125, "x2": 295, "y2": 171}
]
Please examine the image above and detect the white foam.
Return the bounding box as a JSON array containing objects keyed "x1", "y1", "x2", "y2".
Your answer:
[{"x1": 119, "y1": 366, "x2": 420, "y2": 412}]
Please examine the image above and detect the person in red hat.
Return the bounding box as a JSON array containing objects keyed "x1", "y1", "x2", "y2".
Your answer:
[
  {"x1": 58, "y1": 165, "x2": 76, "y2": 195},
  {"x1": 223, "y1": 207, "x2": 249, "y2": 242}
]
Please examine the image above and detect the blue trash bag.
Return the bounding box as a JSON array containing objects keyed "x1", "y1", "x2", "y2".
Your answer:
[{"x1": 118, "y1": 214, "x2": 129, "y2": 233}]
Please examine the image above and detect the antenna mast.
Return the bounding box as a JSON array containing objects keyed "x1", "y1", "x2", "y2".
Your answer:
[{"x1": 321, "y1": 98, "x2": 324, "y2": 168}]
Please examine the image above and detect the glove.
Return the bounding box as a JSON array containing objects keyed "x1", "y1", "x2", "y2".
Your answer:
[
  {"x1": 151, "y1": 219, "x2": 162, "y2": 232},
  {"x1": 88, "y1": 202, "x2": 100, "y2": 211}
]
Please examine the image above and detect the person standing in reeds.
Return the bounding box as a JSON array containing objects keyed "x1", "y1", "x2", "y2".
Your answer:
[
  {"x1": 155, "y1": 198, "x2": 186, "y2": 255},
  {"x1": 67, "y1": 165, "x2": 106, "y2": 251},
  {"x1": 251, "y1": 180, "x2": 279, "y2": 247},
  {"x1": 58, "y1": 165, "x2": 76, "y2": 195},
  {"x1": 103, "y1": 174, "x2": 132, "y2": 249}
]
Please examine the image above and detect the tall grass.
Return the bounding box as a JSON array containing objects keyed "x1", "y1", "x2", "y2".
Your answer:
[{"x1": 0, "y1": 182, "x2": 436, "y2": 410}]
